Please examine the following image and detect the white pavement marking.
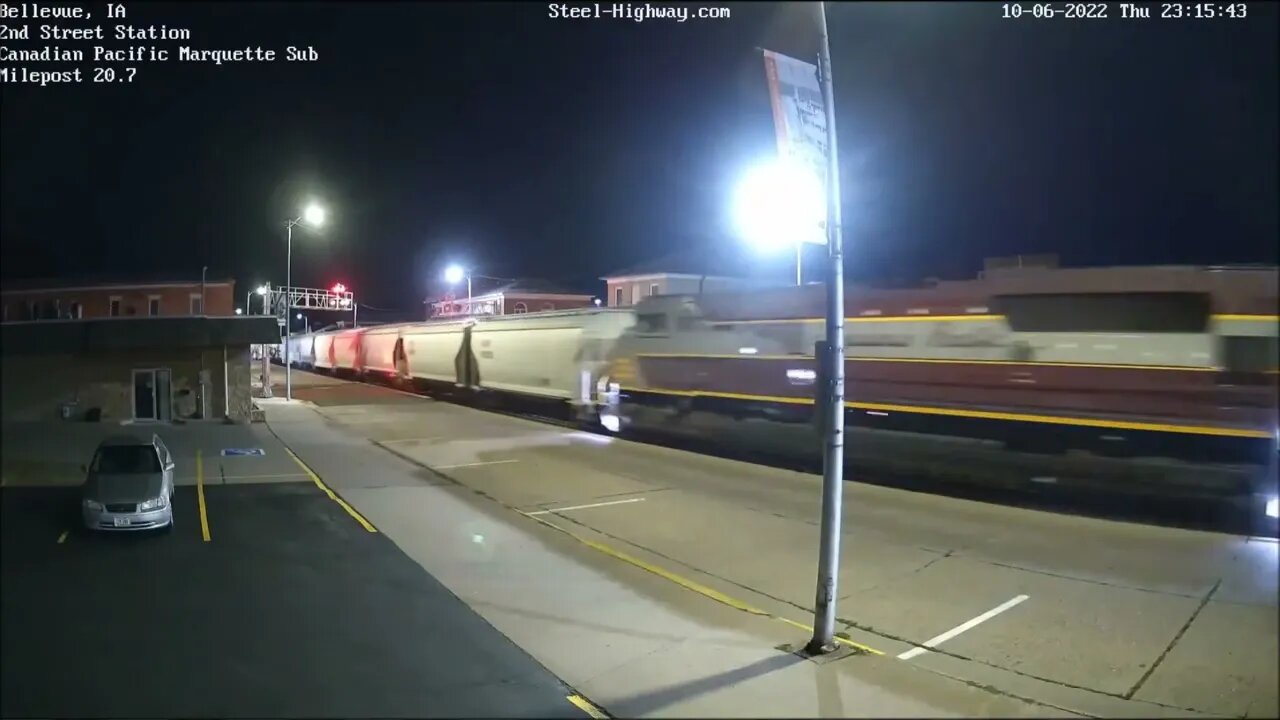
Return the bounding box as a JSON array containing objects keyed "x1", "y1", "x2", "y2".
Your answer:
[
  {"x1": 897, "y1": 594, "x2": 1030, "y2": 660},
  {"x1": 433, "y1": 459, "x2": 521, "y2": 470},
  {"x1": 380, "y1": 437, "x2": 443, "y2": 445},
  {"x1": 527, "y1": 497, "x2": 646, "y2": 516}
]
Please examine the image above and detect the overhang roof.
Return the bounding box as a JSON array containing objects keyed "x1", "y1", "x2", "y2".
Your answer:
[{"x1": 0, "y1": 316, "x2": 280, "y2": 355}]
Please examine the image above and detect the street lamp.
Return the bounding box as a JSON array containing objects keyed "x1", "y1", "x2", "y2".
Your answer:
[
  {"x1": 246, "y1": 283, "x2": 271, "y2": 317},
  {"x1": 284, "y1": 201, "x2": 326, "y2": 401},
  {"x1": 736, "y1": 2, "x2": 846, "y2": 656},
  {"x1": 443, "y1": 264, "x2": 471, "y2": 302},
  {"x1": 235, "y1": 308, "x2": 243, "y2": 315},
  {"x1": 733, "y1": 155, "x2": 825, "y2": 285}
]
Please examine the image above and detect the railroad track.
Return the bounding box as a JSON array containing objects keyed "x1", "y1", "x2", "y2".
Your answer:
[{"x1": 281, "y1": 364, "x2": 1275, "y2": 537}]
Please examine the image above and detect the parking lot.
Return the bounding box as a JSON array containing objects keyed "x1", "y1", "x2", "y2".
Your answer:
[{"x1": 0, "y1": 419, "x2": 598, "y2": 719}]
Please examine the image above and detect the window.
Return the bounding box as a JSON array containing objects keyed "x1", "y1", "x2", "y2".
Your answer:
[
  {"x1": 70, "y1": 302, "x2": 82, "y2": 319},
  {"x1": 513, "y1": 302, "x2": 528, "y2": 314},
  {"x1": 635, "y1": 313, "x2": 669, "y2": 335},
  {"x1": 650, "y1": 283, "x2": 660, "y2": 297},
  {"x1": 93, "y1": 445, "x2": 162, "y2": 474},
  {"x1": 994, "y1": 293, "x2": 1210, "y2": 333},
  {"x1": 109, "y1": 297, "x2": 122, "y2": 317},
  {"x1": 614, "y1": 287, "x2": 623, "y2": 307},
  {"x1": 189, "y1": 294, "x2": 203, "y2": 315},
  {"x1": 148, "y1": 296, "x2": 161, "y2": 316}
]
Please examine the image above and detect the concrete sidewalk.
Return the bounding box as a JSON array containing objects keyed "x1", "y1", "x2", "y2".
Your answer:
[{"x1": 264, "y1": 400, "x2": 1116, "y2": 718}]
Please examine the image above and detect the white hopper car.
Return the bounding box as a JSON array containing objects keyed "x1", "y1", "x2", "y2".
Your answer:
[{"x1": 285, "y1": 308, "x2": 635, "y2": 419}]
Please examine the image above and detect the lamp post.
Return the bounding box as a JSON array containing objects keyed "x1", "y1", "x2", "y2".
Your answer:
[
  {"x1": 247, "y1": 284, "x2": 270, "y2": 316},
  {"x1": 442, "y1": 266, "x2": 512, "y2": 316},
  {"x1": 284, "y1": 203, "x2": 326, "y2": 401},
  {"x1": 443, "y1": 264, "x2": 472, "y2": 306},
  {"x1": 734, "y1": 1, "x2": 846, "y2": 655},
  {"x1": 809, "y1": 0, "x2": 846, "y2": 655}
]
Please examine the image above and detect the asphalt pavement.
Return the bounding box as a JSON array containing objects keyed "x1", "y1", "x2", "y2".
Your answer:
[{"x1": 0, "y1": 454, "x2": 596, "y2": 718}]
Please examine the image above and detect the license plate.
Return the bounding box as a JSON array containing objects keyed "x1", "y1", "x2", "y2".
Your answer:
[{"x1": 113, "y1": 517, "x2": 129, "y2": 527}]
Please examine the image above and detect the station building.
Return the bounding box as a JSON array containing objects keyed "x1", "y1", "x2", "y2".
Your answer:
[{"x1": 0, "y1": 315, "x2": 279, "y2": 424}]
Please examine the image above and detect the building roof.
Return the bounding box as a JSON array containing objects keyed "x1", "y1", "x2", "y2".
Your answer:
[
  {"x1": 430, "y1": 278, "x2": 592, "y2": 302},
  {"x1": 601, "y1": 242, "x2": 775, "y2": 281},
  {"x1": 1, "y1": 275, "x2": 235, "y2": 293},
  {"x1": 0, "y1": 316, "x2": 280, "y2": 355}
]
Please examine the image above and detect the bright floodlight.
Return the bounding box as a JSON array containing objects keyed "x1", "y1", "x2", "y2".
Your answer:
[
  {"x1": 443, "y1": 264, "x2": 466, "y2": 284},
  {"x1": 732, "y1": 157, "x2": 825, "y2": 252},
  {"x1": 256, "y1": 285, "x2": 269, "y2": 295},
  {"x1": 235, "y1": 308, "x2": 243, "y2": 315},
  {"x1": 303, "y1": 203, "x2": 326, "y2": 227}
]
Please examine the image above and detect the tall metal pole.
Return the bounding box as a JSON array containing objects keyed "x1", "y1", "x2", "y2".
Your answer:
[
  {"x1": 807, "y1": 0, "x2": 847, "y2": 656},
  {"x1": 796, "y1": 243, "x2": 803, "y2": 286},
  {"x1": 285, "y1": 222, "x2": 293, "y2": 401}
]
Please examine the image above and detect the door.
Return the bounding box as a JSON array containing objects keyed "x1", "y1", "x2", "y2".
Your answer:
[
  {"x1": 132, "y1": 370, "x2": 157, "y2": 421},
  {"x1": 155, "y1": 369, "x2": 173, "y2": 422}
]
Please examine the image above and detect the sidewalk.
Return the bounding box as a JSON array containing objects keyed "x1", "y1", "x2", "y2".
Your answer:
[{"x1": 263, "y1": 401, "x2": 1103, "y2": 718}]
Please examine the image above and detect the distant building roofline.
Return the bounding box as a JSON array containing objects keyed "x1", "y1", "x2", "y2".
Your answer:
[{"x1": 1, "y1": 277, "x2": 235, "y2": 295}]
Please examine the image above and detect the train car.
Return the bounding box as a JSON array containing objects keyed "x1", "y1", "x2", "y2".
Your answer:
[
  {"x1": 465, "y1": 308, "x2": 636, "y2": 415},
  {"x1": 287, "y1": 308, "x2": 636, "y2": 420},
  {"x1": 597, "y1": 265, "x2": 1278, "y2": 516}
]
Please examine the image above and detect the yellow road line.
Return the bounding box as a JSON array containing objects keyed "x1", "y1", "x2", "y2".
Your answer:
[
  {"x1": 620, "y1": 386, "x2": 1272, "y2": 439},
  {"x1": 567, "y1": 694, "x2": 609, "y2": 719},
  {"x1": 638, "y1": 353, "x2": 1218, "y2": 372},
  {"x1": 516, "y1": 509, "x2": 883, "y2": 655},
  {"x1": 282, "y1": 446, "x2": 378, "y2": 533},
  {"x1": 196, "y1": 449, "x2": 211, "y2": 542},
  {"x1": 57, "y1": 530, "x2": 69, "y2": 544}
]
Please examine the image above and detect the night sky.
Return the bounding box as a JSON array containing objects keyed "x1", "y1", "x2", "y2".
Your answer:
[{"x1": 1, "y1": 1, "x2": 1276, "y2": 316}]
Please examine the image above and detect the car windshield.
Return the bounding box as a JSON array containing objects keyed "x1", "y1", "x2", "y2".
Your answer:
[{"x1": 94, "y1": 445, "x2": 161, "y2": 474}]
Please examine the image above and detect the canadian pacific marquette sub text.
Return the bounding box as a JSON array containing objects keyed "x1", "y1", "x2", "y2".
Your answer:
[{"x1": 0, "y1": 44, "x2": 293, "y2": 64}]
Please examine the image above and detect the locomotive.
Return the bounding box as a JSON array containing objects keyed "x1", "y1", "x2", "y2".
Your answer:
[{"x1": 284, "y1": 264, "x2": 1279, "y2": 521}]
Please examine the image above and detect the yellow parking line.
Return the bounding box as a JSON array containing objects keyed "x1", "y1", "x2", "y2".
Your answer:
[
  {"x1": 57, "y1": 530, "x2": 69, "y2": 544},
  {"x1": 282, "y1": 446, "x2": 378, "y2": 533},
  {"x1": 567, "y1": 694, "x2": 609, "y2": 719},
  {"x1": 196, "y1": 449, "x2": 211, "y2": 542}
]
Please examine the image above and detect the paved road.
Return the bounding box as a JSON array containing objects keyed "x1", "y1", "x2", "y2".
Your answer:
[
  {"x1": 286, "y1": 370, "x2": 1279, "y2": 719},
  {"x1": 0, "y1": 451, "x2": 595, "y2": 717}
]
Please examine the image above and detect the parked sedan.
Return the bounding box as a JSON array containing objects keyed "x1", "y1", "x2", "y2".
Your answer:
[{"x1": 81, "y1": 434, "x2": 175, "y2": 532}]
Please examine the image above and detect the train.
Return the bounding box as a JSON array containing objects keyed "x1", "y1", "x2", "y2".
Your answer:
[{"x1": 280, "y1": 264, "x2": 1279, "y2": 523}]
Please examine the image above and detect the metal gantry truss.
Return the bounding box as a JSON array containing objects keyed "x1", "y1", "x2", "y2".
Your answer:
[{"x1": 268, "y1": 286, "x2": 354, "y2": 316}]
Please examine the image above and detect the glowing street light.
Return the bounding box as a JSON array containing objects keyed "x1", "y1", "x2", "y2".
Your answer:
[
  {"x1": 246, "y1": 283, "x2": 272, "y2": 316},
  {"x1": 235, "y1": 308, "x2": 243, "y2": 315},
  {"x1": 284, "y1": 200, "x2": 327, "y2": 401},
  {"x1": 733, "y1": 156, "x2": 825, "y2": 285}
]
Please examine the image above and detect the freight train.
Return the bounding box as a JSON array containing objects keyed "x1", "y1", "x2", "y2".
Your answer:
[{"x1": 282, "y1": 265, "x2": 1279, "y2": 522}]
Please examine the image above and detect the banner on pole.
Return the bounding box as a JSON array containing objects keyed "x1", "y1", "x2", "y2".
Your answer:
[{"x1": 763, "y1": 49, "x2": 829, "y2": 245}]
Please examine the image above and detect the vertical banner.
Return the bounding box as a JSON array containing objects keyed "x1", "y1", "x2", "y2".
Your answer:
[{"x1": 763, "y1": 49, "x2": 829, "y2": 244}]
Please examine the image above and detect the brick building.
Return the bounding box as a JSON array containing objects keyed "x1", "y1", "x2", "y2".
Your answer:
[{"x1": 1, "y1": 277, "x2": 236, "y2": 322}]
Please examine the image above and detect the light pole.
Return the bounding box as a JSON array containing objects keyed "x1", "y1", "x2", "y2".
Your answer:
[
  {"x1": 809, "y1": 0, "x2": 846, "y2": 655},
  {"x1": 443, "y1": 264, "x2": 472, "y2": 306},
  {"x1": 734, "y1": 1, "x2": 846, "y2": 655},
  {"x1": 284, "y1": 202, "x2": 326, "y2": 401},
  {"x1": 247, "y1": 284, "x2": 270, "y2": 316},
  {"x1": 442, "y1": 265, "x2": 512, "y2": 315}
]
